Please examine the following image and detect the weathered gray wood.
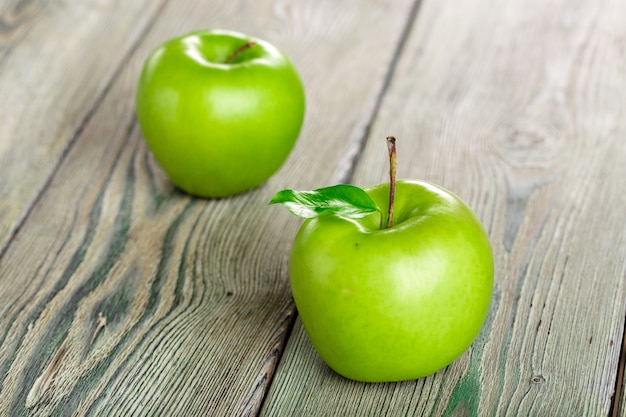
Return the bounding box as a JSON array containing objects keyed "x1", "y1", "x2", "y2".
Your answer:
[
  {"x1": 0, "y1": 0, "x2": 166, "y2": 253},
  {"x1": 0, "y1": 0, "x2": 416, "y2": 415},
  {"x1": 261, "y1": 0, "x2": 626, "y2": 415}
]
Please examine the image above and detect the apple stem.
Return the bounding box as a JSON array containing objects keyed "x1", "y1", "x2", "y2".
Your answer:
[
  {"x1": 386, "y1": 136, "x2": 397, "y2": 229},
  {"x1": 225, "y1": 41, "x2": 257, "y2": 64}
]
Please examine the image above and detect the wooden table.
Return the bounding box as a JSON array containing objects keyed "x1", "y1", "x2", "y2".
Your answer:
[{"x1": 1, "y1": 0, "x2": 624, "y2": 415}]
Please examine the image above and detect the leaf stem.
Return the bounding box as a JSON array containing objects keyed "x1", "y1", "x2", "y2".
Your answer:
[
  {"x1": 386, "y1": 136, "x2": 397, "y2": 229},
  {"x1": 225, "y1": 41, "x2": 257, "y2": 63}
]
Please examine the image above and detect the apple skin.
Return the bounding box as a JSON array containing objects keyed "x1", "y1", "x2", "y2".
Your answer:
[
  {"x1": 289, "y1": 180, "x2": 494, "y2": 382},
  {"x1": 136, "y1": 29, "x2": 305, "y2": 197}
]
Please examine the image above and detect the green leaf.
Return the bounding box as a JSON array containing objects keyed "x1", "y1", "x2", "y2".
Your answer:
[{"x1": 269, "y1": 184, "x2": 381, "y2": 219}]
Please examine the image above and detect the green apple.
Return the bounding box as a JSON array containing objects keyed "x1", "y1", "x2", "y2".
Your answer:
[
  {"x1": 136, "y1": 29, "x2": 305, "y2": 197},
  {"x1": 270, "y1": 138, "x2": 493, "y2": 382}
]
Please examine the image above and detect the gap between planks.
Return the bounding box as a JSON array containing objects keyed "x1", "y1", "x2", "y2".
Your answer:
[
  {"x1": 610, "y1": 320, "x2": 626, "y2": 417},
  {"x1": 254, "y1": 1, "x2": 425, "y2": 415},
  {"x1": 332, "y1": 0, "x2": 425, "y2": 186}
]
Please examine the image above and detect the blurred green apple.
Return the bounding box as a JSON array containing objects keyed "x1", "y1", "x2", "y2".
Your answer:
[{"x1": 136, "y1": 29, "x2": 305, "y2": 197}]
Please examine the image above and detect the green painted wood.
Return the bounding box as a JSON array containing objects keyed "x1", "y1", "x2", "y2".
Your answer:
[
  {"x1": 261, "y1": 0, "x2": 626, "y2": 415},
  {"x1": 0, "y1": 0, "x2": 166, "y2": 252},
  {"x1": 0, "y1": 0, "x2": 416, "y2": 415}
]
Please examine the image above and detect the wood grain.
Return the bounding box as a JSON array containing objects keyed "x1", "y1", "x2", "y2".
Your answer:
[
  {"x1": 0, "y1": 0, "x2": 416, "y2": 415},
  {"x1": 0, "y1": 0, "x2": 167, "y2": 253},
  {"x1": 261, "y1": 0, "x2": 626, "y2": 415}
]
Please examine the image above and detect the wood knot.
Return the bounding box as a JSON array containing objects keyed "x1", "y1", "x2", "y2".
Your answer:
[
  {"x1": 531, "y1": 375, "x2": 546, "y2": 384},
  {"x1": 495, "y1": 126, "x2": 565, "y2": 171}
]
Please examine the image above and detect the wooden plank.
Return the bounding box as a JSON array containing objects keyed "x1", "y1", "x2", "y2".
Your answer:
[
  {"x1": 0, "y1": 0, "x2": 167, "y2": 252},
  {"x1": 0, "y1": 0, "x2": 415, "y2": 415},
  {"x1": 261, "y1": 0, "x2": 626, "y2": 415}
]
